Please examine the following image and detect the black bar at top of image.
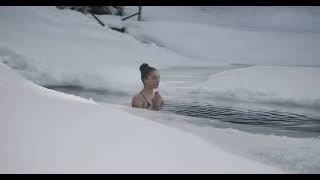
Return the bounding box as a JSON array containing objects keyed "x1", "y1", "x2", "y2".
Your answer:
[{"x1": 1, "y1": 0, "x2": 320, "y2": 6}]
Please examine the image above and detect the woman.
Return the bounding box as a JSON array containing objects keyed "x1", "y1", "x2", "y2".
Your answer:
[{"x1": 132, "y1": 63, "x2": 164, "y2": 111}]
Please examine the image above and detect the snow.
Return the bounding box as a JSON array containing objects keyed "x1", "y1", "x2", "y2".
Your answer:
[
  {"x1": 121, "y1": 6, "x2": 320, "y2": 109},
  {"x1": 121, "y1": 106, "x2": 320, "y2": 173},
  {"x1": 1, "y1": 6, "x2": 320, "y2": 173},
  {"x1": 190, "y1": 66, "x2": 320, "y2": 109},
  {"x1": 95, "y1": 14, "x2": 124, "y2": 29},
  {"x1": 2, "y1": 6, "x2": 320, "y2": 103},
  {"x1": 0, "y1": 62, "x2": 283, "y2": 173},
  {"x1": 126, "y1": 6, "x2": 320, "y2": 33},
  {"x1": 0, "y1": 6, "x2": 201, "y2": 95},
  {"x1": 125, "y1": 6, "x2": 320, "y2": 66}
]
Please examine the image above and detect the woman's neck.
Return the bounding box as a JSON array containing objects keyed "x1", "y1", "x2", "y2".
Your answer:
[{"x1": 142, "y1": 86, "x2": 154, "y2": 96}]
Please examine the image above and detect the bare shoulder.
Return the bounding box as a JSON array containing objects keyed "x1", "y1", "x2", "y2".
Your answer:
[
  {"x1": 132, "y1": 93, "x2": 143, "y2": 108},
  {"x1": 133, "y1": 93, "x2": 143, "y2": 101}
]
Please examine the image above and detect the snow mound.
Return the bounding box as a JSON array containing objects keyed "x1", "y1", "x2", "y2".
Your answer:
[{"x1": 191, "y1": 66, "x2": 320, "y2": 109}]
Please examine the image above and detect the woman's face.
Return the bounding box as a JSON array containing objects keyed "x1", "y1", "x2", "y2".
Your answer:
[{"x1": 144, "y1": 70, "x2": 160, "y2": 89}]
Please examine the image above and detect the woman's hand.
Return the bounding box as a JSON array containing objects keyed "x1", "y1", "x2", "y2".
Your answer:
[{"x1": 152, "y1": 91, "x2": 163, "y2": 110}]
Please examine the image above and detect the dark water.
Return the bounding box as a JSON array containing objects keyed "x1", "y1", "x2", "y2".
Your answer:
[
  {"x1": 163, "y1": 101, "x2": 320, "y2": 134},
  {"x1": 45, "y1": 85, "x2": 320, "y2": 137}
]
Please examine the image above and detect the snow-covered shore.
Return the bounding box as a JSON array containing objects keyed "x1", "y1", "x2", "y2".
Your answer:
[
  {"x1": 0, "y1": 62, "x2": 283, "y2": 173},
  {"x1": 1, "y1": 6, "x2": 320, "y2": 173}
]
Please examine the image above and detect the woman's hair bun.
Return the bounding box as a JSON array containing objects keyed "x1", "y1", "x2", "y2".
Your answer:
[{"x1": 140, "y1": 63, "x2": 149, "y2": 72}]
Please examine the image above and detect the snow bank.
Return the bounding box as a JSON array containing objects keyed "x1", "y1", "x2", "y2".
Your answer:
[
  {"x1": 0, "y1": 6, "x2": 199, "y2": 95},
  {"x1": 191, "y1": 66, "x2": 320, "y2": 109},
  {"x1": 122, "y1": 106, "x2": 320, "y2": 173},
  {"x1": 127, "y1": 6, "x2": 320, "y2": 33},
  {"x1": 0, "y1": 62, "x2": 283, "y2": 173},
  {"x1": 125, "y1": 6, "x2": 320, "y2": 66}
]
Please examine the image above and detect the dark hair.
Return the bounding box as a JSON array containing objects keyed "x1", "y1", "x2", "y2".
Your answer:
[{"x1": 140, "y1": 63, "x2": 157, "y2": 84}]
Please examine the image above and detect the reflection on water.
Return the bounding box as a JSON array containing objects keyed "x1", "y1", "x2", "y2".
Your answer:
[{"x1": 163, "y1": 101, "x2": 320, "y2": 134}]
